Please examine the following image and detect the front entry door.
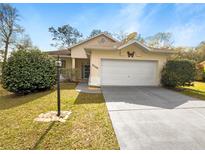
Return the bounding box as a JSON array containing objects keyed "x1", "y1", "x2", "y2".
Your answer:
[{"x1": 83, "y1": 64, "x2": 90, "y2": 80}]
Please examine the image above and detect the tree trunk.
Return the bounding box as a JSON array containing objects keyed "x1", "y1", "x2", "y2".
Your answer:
[{"x1": 3, "y1": 40, "x2": 9, "y2": 67}]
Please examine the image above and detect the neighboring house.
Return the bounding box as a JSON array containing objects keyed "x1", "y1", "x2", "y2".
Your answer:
[{"x1": 46, "y1": 33, "x2": 175, "y2": 87}]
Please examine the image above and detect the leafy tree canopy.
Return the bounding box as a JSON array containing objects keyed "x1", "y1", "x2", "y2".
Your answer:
[
  {"x1": 49, "y1": 24, "x2": 83, "y2": 49},
  {"x1": 89, "y1": 29, "x2": 112, "y2": 38},
  {"x1": 145, "y1": 32, "x2": 173, "y2": 48},
  {"x1": 172, "y1": 42, "x2": 205, "y2": 63}
]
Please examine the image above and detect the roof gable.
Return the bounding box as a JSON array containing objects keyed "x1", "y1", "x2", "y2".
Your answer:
[
  {"x1": 117, "y1": 40, "x2": 176, "y2": 54},
  {"x1": 68, "y1": 33, "x2": 119, "y2": 50},
  {"x1": 118, "y1": 40, "x2": 150, "y2": 51}
]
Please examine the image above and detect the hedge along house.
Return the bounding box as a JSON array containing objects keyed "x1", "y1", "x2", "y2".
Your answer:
[{"x1": 46, "y1": 33, "x2": 175, "y2": 87}]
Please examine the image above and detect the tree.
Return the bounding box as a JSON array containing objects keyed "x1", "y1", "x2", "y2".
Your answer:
[
  {"x1": 89, "y1": 29, "x2": 112, "y2": 38},
  {"x1": 0, "y1": 4, "x2": 23, "y2": 64},
  {"x1": 0, "y1": 49, "x2": 3, "y2": 75},
  {"x1": 145, "y1": 32, "x2": 173, "y2": 48},
  {"x1": 172, "y1": 42, "x2": 205, "y2": 63},
  {"x1": 0, "y1": 49, "x2": 3, "y2": 61},
  {"x1": 89, "y1": 29, "x2": 102, "y2": 37},
  {"x1": 0, "y1": 41, "x2": 3, "y2": 62},
  {"x1": 2, "y1": 49, "x2": 56, "y2": 94},
  {"x1": 172, "y1": 47, "x2": 198, "y2": 61},
  {"x1": 136, "y1": 34, "x2": 145, "y2": 43},
  {"x1": 49, "y1": 24, "x2": 83, "y2": 49},
  {"x1": 113, "y1": 31, "x2": 145, "y2": 43},
  {"x1": 195, "y1": 41, "x2": 205, "y2": 63},
  {"x1": 14, "y1": 34, "x2": 34, "y2": 50},
  {"x1": 113, "y1": 31, "x2": 128, "y2": 41}
]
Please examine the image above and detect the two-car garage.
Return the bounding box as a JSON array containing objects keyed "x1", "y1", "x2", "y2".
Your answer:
[{"x1": 101, "y1": 59, "x2": 158, "y2": 86}]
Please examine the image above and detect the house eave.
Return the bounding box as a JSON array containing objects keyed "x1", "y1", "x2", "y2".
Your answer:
[
  {"x1": 118, "y1": 40, "x2": 176, "y2": 54},
  {"x1": 48, "y1": 55, "x2": 71, "y2": 58},
  {"x1": 118, "y1": 40, "x2": 151, "y2": 51}
]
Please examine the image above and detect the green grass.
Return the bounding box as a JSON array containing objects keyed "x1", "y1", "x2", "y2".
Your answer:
[
  {"x1": 0, "y1": 83, "x2": 119, "y2": 150},
  {"x1": 177, "y1": 81, "x2": 205, "y2": 100}
]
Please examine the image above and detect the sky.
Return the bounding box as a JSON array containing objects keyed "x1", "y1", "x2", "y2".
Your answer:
[{"x1": 11, "y1": 3, "x2": 205, "y2": 51}]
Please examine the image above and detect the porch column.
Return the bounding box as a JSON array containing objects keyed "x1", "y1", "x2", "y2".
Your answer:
[
  {"x1": 72, "y1": 58, "x2": 76, "y2": 81},
  {"x1": 72, "y1": 58, "x2": 75, "y2": 69}
]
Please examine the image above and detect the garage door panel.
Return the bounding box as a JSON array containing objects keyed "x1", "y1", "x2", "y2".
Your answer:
[{"x1": 101, "y1": 59, "x2": 157, "y2": 86}]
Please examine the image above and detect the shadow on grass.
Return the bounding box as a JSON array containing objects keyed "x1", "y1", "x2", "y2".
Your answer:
[
  {"x1": 74, "y1": 92, "x2": 105, "y2": 104},
  {"x1": 59, "y1": 83, "x2": 76, "y2": 90},
  {"x1": 31, "y1": 122, "x2": 55, "y2": 150},
  {"x1": 0, "y1": 82, "x2": 76, "y2": 110},
  {"x1": 0, "y1": 90, "x2": 54, "y2": 110}
]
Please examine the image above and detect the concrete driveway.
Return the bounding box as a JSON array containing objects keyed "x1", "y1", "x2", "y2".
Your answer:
[{"x1": 102, "y1": 86, "x2": 205, "y2": 150}]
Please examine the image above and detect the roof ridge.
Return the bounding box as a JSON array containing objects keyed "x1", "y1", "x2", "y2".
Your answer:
[{"x1": 68, "y1": 32, "x2": 119, "y2": 49}]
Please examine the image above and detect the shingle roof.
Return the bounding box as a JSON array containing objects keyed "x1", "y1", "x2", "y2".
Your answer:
[
  {"x1": 68, "y1": 32, "x2": 119, "y2": 49},
  {"x1": 85, "y1": 39, "x2": 176, "y2": 54},
  {"x1": 45, "y1": 33, "x2": 176, "y2": 55},
  {"x1": 117, "y1": 40, "x2": 176, "y2": 54},
  {"x1": 45, "y1": 49, "x2": 71, "y2": 56}
]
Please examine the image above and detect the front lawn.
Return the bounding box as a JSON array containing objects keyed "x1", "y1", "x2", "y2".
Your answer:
[
  {"x1": 0, "y1": 83, "x2": 119, "y2": 150},
  {"x1": 177, "y1": 81, "x2": 205, "y2": 100}
]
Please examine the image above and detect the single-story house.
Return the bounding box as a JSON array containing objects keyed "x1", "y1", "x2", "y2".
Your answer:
[{"x1": 46, "y1": 33, "x2": 175, "y2": 87}]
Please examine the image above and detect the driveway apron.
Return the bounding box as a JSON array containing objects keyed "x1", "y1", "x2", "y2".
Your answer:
[{"x1": 102, "y1": 86, "x2": 205, "y2": 150}]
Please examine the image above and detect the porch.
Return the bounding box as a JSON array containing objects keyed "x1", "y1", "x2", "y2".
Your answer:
[{"x1": 71, "y1": 58, "x2": 90, "y2": 82}]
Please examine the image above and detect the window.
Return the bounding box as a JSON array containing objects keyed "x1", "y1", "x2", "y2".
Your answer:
[{"x1": 83, "y1": 64, "x2": 90, "y2": 79}]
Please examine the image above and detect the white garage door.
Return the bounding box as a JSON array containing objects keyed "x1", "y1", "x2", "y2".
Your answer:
[{"x1": 101, "y1": 59, "x2": 158, "y2": 86}]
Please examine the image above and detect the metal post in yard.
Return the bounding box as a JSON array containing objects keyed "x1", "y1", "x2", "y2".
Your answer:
[{"x1": 55, "y1": 55, "x2": 62, "y2": 117}]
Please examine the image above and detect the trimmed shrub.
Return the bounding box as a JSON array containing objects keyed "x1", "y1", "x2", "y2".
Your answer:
[
  {"x1": 203, "y1": 72, "x2": 205, "y2": 82},
  {"x1": 195, "y1": 64, "x2": 204, "y2": 81},
  {"x1": 0, "y1": 62, "x2": 2, "y2": 83},
  {"x1": 161, "y1": 59, "x2": 196, "y2": 87},
  {"x1": 2, "y1": 49, "x2": 56, "y2": 94}
]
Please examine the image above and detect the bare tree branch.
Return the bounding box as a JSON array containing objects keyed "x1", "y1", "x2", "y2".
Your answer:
[{"x1": 0, "y1": 3, "x2": 23, "y2": 64}]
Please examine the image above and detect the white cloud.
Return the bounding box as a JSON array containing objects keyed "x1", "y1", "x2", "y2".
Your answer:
[
  {"x1": 104, "y1": 4, "x2": 162, "y2": 36},
  {"x1": 117, "y1": 4, "x2": 147, "y2": 33},
  {"x1": 94, "y1": 4, "x2": 148, "y2": 34},
  {"x1": 167, "y1": 4, "x2": 205, "y2": 47},
  {"x1": 168, "y1": 23, "x2": 203, "y2": 47}
]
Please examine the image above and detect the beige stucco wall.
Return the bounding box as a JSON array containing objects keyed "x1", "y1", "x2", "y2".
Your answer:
[
  {"x1": 60, "y1": 57, "x2": 72, "y2": 69},
  {"x1": 89, "y1": 44, "x2": 169, "y2": 86},
  {"x1": 71, "y1": 35, "x2": 115, "y2": 59}
]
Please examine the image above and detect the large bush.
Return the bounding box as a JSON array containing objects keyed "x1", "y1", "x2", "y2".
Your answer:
[
  {"x1": 2, "y1": 49, "x2": 56, "y2": 94},
  {"x1": 161, "y1": 59, "x2": 196, "y2": 87},
  {"x1": 203, "y1": 72, "x2": 205, "y2": 82},
  {"x1": 195, "y1": 64, "x2": 204, "y2": 81}
]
